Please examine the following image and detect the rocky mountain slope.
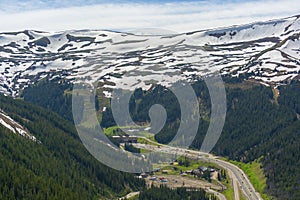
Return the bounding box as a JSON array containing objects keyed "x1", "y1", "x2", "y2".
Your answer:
[{"x1": 0, "y1": 15, "x2": 299, "y2": 96}]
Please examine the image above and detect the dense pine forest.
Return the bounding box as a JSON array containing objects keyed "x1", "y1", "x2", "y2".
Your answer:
[
  {"x1": 0, "y1": 94, "x2": 145, "y2": 199},
  {"x1": 21, "y1": 78, "x2": 300, "y2": 199}
]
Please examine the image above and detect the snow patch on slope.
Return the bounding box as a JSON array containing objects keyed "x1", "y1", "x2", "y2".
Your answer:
[{"x1": 0, "y1": 110, "x2": 39, "y2": 142}]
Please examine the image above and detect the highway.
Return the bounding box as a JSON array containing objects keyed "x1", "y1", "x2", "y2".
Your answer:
[{"x1": 134, "y1": 139, "x2": 263, "y2": 200}]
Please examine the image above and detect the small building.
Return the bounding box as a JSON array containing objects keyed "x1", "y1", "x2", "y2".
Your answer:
[
  {"x1": 140, "y1": 173, "x2": 148, "y2": 178},
  {"x1": 199, "y1": 166, "x2": 208, "y2": 172},
  {"x1": 208, "y1": 168, "x2": 216, "y2": 172},
  {"x1": 111, "y1": 135, "x2": 138, "y2": 143}
]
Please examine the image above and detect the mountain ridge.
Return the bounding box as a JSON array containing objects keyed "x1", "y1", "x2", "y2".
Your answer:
[{"x1": 0, "y1": 15, "x2": 299, "y2": 97}]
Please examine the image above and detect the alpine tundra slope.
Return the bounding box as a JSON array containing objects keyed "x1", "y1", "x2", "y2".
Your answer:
[{"x1": 0, "y1": 15, "x2": 299, "y2": 97}]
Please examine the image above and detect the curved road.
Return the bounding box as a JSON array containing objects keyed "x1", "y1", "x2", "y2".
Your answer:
[
  {"x1": 207, "y1": 188, "x2": 227, "y2": 200},
  {"x1": 134, "y1": 139, "x2": 263, "y2": 200}
]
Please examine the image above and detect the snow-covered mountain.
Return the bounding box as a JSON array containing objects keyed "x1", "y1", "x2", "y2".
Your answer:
[{"x1": 0, "y1": 15, "x2": 299, "y2": 96}]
